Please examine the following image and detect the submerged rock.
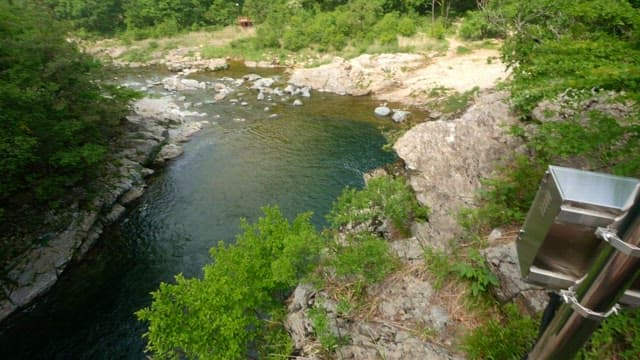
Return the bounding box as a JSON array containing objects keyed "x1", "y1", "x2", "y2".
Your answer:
[
  {"x1": 162, "y1": 76, "x2": 206, "y2": 91},
  {"x1": 375, "y1": 106, "x2": 392, "y2": 117},
  {"x1": 293, "y1": 99, "x2": 304, "y2": 107},
  {"x1": 392, "y1": 109, "x2": 410, "y2": 123}
]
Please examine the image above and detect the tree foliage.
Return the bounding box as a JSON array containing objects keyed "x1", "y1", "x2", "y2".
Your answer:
[
  {"x1": 464, "y1": 2, "x2": 640, "y2": 357},
  {"x1": 136, "y1": 206, "x2": 324, "y2": 359},
  {"x1": 0, "y1": 2, "x2": 134, "y2": 208},
  {"x1": 484, "y1": 0, "x2": 640, "y2": 113}
]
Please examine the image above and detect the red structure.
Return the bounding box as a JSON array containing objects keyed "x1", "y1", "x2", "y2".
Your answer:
[{"x1": 237, "y1": 17, "x2": 253, "y2": 29}]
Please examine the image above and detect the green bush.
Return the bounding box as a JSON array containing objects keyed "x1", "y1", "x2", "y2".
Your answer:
[
  {"x1": 498, "y1": 0, "x2": 640, "y2": 114},
  {"x1": 137, "y1": 206, "x2": 323, "y2": 359},
  {"x1": 462, "y1": 303, "x2": 538, "y2": 359},
  {"x1": 459, "y1": 10, "x2": 503, "y2": 40},
  {"x1": 0, "y1": 2, "x2": 136, "y2": 206},
  {"x1": 327, "y1": 176, "x2": 429, "y2": 236},
  {"x1": 427, "y1": 18, "x2": 447, "y2": 40},
  {"x1": 580, "y1": 310, "x2": 640, "y2": 359},
  {"x1": 423, "y1": 247, "x2": 454, "y2": 289},
  {"x1": 308, "y1": 305, "x2": 346, "y2": 353},
  {"x1": 398, "y1": 17, "x2": 417, "y2": 37},
  {"x1": 451, "y1": 249, "x2": 499, "y2": 298},
  {"x1": 329, "y1": 233, "x2": 398, "y2": 285}
]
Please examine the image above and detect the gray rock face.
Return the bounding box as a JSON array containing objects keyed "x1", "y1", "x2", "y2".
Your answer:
[
  {"x1": 286, "y1": 274, "x2": 461, "y2": 360},
  {"x1": 289, "y1": 54, "x2": 425, "y2": 97},
  {"x1": 375, "y1": 106, "x2": 392, "y2": 117},
  {"x1": 482, "y1": 243, "x2": 547, "y2": 313},
  {"x1": 289, "y1": 283, "x2": 316, "y2": 312},
  {"x1": 394, "y1": 91, "x2": 521, "y2": 249},
  {"x1": 532, "y1": 89, "x2": 636, "y2": 124}
]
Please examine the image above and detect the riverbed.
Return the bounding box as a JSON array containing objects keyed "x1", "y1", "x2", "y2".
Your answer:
[{"x1": 0, "y1": 66, "x2": 407, "y2": 358}]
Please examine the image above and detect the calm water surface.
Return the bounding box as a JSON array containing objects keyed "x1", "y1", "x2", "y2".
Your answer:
[{"x1": 0, "y1": 66, "x2": 402, "y2": 358}]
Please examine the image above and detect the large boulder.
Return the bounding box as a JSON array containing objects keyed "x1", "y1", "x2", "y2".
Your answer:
[
  {"x1": 482, "y1": 243, "x2": 548, "y2": 314},
  {"x1": 289, "y1": 54, "x2": 425, "y2": 97},
  {"x1": 394, "y1": 91, "x2": 522, "y2": 249}
]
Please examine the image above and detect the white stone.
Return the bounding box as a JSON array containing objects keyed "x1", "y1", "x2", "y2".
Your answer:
[{"x1": 375, "y1": 106, "x2": 392, "y2": 117}]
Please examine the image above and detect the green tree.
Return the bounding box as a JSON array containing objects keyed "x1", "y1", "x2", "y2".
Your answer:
[
  {"x1": 137, "y1": 206, "x2": 324, "y2": 359},
  {"x1": 45, "y1": 0, "x2": 124, "y2": 34},
  {"x1": 0, "y1": 2, "x2": 134, "y2": 207}
]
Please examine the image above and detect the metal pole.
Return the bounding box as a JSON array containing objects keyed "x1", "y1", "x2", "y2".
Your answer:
[{"x1": 528, "y1": 209, "x2": 640, "y2": 359}]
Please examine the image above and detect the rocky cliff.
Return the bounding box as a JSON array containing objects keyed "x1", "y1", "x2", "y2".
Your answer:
[{"x1": 285, "y1": 91, "x2": 547, "y2": 359}]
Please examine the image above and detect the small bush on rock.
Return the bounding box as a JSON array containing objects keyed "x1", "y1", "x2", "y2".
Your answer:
[{"x1": 327, "y1": 176, "x2": 429, "y2": 236}]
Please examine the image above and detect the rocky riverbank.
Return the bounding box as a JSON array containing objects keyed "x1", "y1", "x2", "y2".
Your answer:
[
  {"x1": 3, "y1": 34, "x2": 528, "y2": 358},
  {"x1": 0, "y1": 92, "x2": 208, "y2": 323},
  {"x1": 0, "y1": 68, "x2": 347, "y2": 325},
  {"x1": 283, "y1": 91, "x2": 549, "y2": 359}
]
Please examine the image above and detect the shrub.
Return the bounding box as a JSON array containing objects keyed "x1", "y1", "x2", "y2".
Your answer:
[
  {"x1": 137, "y1": 206, "x2": 323, "y2": 359},
  {"x1": 308, "y1": 305, "x2": 347, "y2": 353},
  {"x1": 459, "y1": 11, "x2": 503, "y2": 40},
  {"x1": 327, "y1": 175, "x2": 429, "y2": 236},
  {"x1": 398, "y1": 17, "x2": 417, "y2": 37},
  {"x1": 427, "y1": 18, "x2": 447, "y2": 40},
  {"x1": 329, "y1": 233, "x2": 398, "y2": 286},
  {"x1": 462, "y1": 303, "x2": 538, "y2": 359},
  {"x1": 254, "y1": 24, "x2": 281, "y2": 49},
  {"x1": 451, "y1": 249, "x2": 499, "y2": 298},
  {"x1": 581, "y1": 310, "x2": 640, "y2": 359}
]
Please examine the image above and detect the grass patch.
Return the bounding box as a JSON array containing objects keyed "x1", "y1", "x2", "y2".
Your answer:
[
  {"x1": 456, "y1": 45, "x2": 472, "y2": 55},
  {"x1": 120, "y1": 46, "x2": 154, "y2": 63},
  {"x1": 425, "y1": 86, "x2": 480, "y2": 117},
  {"x1": 308, "y1": 304, "x2": 349, "y2": 354},
  {"x1": 461, "y1": 303, "x2": 538, "y2": 360}
]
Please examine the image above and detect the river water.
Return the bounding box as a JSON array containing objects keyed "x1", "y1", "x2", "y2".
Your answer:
[{"x1": 0, "y1": 66, "x2": 401, "y2": 358}]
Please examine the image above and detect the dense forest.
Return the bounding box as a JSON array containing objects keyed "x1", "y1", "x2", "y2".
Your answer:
[
  {"x1": 43, "y1": 0, "x2": 478, "y2": 36},
  {"x1": 0, "y1": 2, "x2": 135, "y2": 226}
]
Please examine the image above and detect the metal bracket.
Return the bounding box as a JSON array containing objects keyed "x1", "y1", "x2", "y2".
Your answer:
[
  {"x1": 596, "y1": 227, "x2": 640, "y2": 257},
  {"x1": 559, "y1": 289, "x2": 621, "y2": 321}
]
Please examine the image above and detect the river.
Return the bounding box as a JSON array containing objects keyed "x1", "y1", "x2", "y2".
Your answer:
[{"x1": 0, "y1": 66, "x2": 403, "y2": 358}]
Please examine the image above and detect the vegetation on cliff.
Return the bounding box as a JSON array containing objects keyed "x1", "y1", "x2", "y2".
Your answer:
[
  {"x1": 137, "y1": 176, "x2": 428, "y2": 358},
  {"x1": 457, "y1": 1, "x2": 640, "y2": 358}
]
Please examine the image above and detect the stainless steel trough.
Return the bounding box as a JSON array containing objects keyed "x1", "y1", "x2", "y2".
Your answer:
[{"x1": 517, "y1": 166, "x2": 640, "y2": 307}]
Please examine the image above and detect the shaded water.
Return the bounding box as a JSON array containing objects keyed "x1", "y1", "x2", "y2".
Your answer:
[{"x1": 0, "y1": 67, "x2": 403, "y2": 358}]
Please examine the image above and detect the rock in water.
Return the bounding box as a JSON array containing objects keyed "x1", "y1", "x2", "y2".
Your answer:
[
  {"x1": 392, "y1": 110, "x2": 410, "y2": 123},
  {"x1": 375, "y1": 106, "x2": 391, "y2": 117},
  {"x1": 155, "y1": 144, "x2": 183, "y2": 164},
  {"x1": 293, "y1": 99, "x2": 304, "y2": 106}
]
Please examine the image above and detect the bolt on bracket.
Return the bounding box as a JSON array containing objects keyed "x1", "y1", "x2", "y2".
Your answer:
[
  {"x1": 559, "y1": 288, "x2": 621, "y2": 321},
  {"x1": 596, "y1": 227, "x2": 640, "y2": 258}
]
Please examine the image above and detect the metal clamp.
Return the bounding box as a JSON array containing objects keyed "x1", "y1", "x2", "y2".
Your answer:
[
  {"x1": 596, "y1": 227, "x2": 640, "y2": 257},
  {"x1": 559, "y1": 288, "x2": 621, "y2": 321}
]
